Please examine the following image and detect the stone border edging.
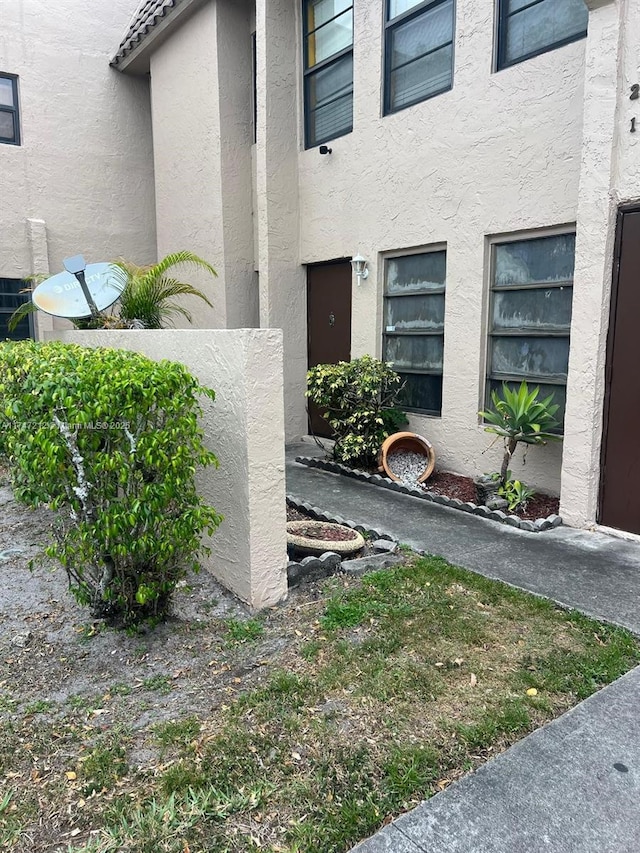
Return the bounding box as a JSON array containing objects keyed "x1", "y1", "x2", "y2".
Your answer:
[
  {"x1": 286, "y1": 495, "x2": 402, "y2": 587},
  {"x1": 294, "y1": 456, "x2": 563, "y2": 534}
]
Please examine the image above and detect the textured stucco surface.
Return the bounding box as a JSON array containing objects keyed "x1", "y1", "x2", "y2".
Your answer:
[
  {"x1": 48, "y1": 329, "x2": 288, "y2": 611},
  {"x1": 149, "y1": 0, "x2": 258, "y2": 331},
  {"x1": 0, "y1": 0, "x2": 156, "y2": 289},
  {"x1": 296, "y1": 0, "x2": 587, "y2": 494},
  {"x1": 561, "y1": 0, "x2": 621, "y2": 528},
  {"x1": 256, "y1": 0, "x2": 308, "y2": 440}
]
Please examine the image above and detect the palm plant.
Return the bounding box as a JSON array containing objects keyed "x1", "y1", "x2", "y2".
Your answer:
[
  {"x1": 479, "y1": 381, "x2": 561, "y2": 484},
  {"x1": 111, "y1": 251, "x2": 216, "y2": 328}
]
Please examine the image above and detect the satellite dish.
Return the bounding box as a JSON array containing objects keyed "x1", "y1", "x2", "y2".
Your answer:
[{"x1": 32, "y1": 262, "x2": 122, "y2": 319}]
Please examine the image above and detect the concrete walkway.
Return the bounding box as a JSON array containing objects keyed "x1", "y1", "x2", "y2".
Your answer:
[{"x1": 285, "y1": 446, "x2": 640, "y2": 853}]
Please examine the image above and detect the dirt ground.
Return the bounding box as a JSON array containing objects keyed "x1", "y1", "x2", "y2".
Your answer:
[{"x1": 0, "y1": 473, "x2": 336, "y2": 850}]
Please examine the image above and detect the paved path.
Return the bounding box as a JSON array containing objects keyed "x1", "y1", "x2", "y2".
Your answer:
[{"x1": 285, "y1": 446, "x2": 640, "y2": 852}]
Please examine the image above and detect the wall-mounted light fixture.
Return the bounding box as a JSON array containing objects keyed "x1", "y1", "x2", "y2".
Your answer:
[{"x1": 351, "y1": 254, "x2": 369, "y2": 283}]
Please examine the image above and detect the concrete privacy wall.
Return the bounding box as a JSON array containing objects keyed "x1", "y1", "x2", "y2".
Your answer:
[
  {"x1": 48, "y1": 329, "x2": 288, "y2": 611},
  {"x1": 0, "y1": 0, "x2": 156, "y2": 306},
  {"x1": 149, "y1": 0, "x2": 258, "y2": 331},
  {"x1": 295, "y1": 0, "x2": 586, "y2": 494}
]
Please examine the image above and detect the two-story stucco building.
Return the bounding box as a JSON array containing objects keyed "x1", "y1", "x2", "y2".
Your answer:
[{"x1": 1, "y1": 0, "x2": 639, "y2": 536}]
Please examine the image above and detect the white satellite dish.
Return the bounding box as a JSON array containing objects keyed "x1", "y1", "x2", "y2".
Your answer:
[{"x1": 32, "y1": 261, "x2": 122, "y2": 319}]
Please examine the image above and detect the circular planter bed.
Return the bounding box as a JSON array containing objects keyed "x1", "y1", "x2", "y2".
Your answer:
[{"x1": 287, "y1": 520, "x2": 365, "y2": 557}]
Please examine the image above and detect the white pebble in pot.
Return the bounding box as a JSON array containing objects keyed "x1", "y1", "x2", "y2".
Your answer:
[{"x1": 386, "y1": 450, "x2": 428, "y2": 487}]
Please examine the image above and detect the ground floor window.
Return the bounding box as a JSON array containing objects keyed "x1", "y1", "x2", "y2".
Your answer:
[
  {"x1": 1, "y1": 278, "x2": 32, "y2": 340},
  {"x1": 383, "y1": 249, "x2": 446, "y2": 415},
  {"x1": 486, "y1": 232, "x2": 575, "y2": 430}
]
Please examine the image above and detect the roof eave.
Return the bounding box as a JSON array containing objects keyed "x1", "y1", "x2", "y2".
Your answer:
[{"x1": 111, "y1": 0, "x2": 208, "y2": 75}]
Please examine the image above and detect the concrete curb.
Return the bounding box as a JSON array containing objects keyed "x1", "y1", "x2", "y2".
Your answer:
[{"x1": 294, "y1": 456, "x2": 563, "y2": 534}]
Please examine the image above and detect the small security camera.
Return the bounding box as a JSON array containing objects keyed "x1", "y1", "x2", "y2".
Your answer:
[{"x1": 319, "y1": 145, "x2": 332, "y2": 155}]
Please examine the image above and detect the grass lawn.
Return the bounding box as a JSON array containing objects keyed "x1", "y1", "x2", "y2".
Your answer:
[{"x1": 2, "y1": 555, "x2": 639, "y2": 853}]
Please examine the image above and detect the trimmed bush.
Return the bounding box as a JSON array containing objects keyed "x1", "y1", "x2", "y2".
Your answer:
[
  {"x1": 0, "y1": 341, "x2": 222, "y2": 626},
  {"x1": 306, "y1": 355, "x2": 407, "y2": 467}
]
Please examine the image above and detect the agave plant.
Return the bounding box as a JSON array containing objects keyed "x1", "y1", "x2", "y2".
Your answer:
[
  {"x1": 479, "y1": 381, "x2": 561, "y2": 484},
  {"x1": 8, "y1": 251, "x2": 217, "y2": 332}
]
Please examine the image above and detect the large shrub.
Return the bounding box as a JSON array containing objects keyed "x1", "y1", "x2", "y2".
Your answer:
[
  {"x1": 0, "y1": 341, "x2": 222, "y2": 626},
  {"x1": 306, "y1": 355, "x2": 407, "y2": 467}
]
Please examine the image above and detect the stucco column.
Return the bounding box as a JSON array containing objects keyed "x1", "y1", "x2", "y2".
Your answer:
[
  {"x1": 255, "y1": 0, "x2": 307, "y2": 440},
  {"x1": 27, "y1": 218, "x2": 54, "y2": 339},
  {"x1": 560, "y1": 0, "x2": 621, "y2": 528}
]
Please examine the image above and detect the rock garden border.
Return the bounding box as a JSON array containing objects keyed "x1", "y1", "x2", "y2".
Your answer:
[
  {"x1": 286, "y1": 495, "x2": 403, "y2": 587},
  {"x1": 294, "y1": 456, "x2": 563, "y2": 534}
]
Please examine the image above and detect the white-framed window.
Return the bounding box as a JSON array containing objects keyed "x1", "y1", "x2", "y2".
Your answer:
[
  {"x1": 486, "y1": 232, "x2": 575, "y2": 430},
  {"x1": 383, "y1": 249, "x2": 446, "y2": 415},
  {"x1": 496, "y1": 0, "x2": 588, "y2": 71},
  {"x1": 384, "y1": 0, "x2": 455, "y2": 115},
  {"x1": 303, "y1": 0, "x2": 354, "y2": 148}
]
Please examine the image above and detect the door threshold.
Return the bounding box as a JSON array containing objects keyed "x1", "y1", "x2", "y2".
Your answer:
[{"x1": 595, "y1": 524, "x2": 640, "y2": 543}]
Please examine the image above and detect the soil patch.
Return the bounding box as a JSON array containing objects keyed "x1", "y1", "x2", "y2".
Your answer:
[{"x1": 423, "y1": 471, "x2": 559, "y2": 521}]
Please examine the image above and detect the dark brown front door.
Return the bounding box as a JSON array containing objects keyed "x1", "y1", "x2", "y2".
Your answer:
[
  {"x1": 600, "y1": 208, "x2": 640, "y2": 533},
  {"x1": 307, "y1": 261, "x2": 352, "y2": 436}
]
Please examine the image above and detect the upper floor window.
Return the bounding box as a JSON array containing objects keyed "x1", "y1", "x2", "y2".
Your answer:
[
  {"x1": 303, "y1": 0, "x2": 353, "y2": 148},
  {"x1": 0, "y1": 75, "x2": 20, "y2": 146},
  {"x1": 486, "y1": 232, "x2": 575, "y2": 431},
  {"x1": 383, "y1": 249, "x2": 447, "y2": 416},
  {"x1": 496, "y1": 0, "x2": 588, "y2": 71},
  {"x1": 384, "y1": 0, "x2": 454, "y2": 115}
]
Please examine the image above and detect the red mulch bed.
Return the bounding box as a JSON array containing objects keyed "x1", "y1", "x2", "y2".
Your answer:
[{"x1": 423, "y1": 470, "x2": 559, "y2": 521}]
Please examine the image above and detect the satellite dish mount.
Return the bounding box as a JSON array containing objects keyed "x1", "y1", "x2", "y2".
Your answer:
[{"x1": 63, "y1": 255, "x2": 101, "y2": 319}]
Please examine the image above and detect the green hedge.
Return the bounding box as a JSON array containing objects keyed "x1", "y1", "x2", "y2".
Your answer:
[{"x1": 0, "y1": 340, "x2": 222, "y2": 626}]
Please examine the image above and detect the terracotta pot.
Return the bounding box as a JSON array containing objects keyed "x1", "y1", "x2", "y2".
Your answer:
[{"x1": 378, "y1": 431, "x2": 436, "y2": 484}]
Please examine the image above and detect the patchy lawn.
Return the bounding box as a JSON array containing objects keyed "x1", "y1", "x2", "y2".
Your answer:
[{"x1": 1, "y1": 482, "x2": 640, "y2": 853}]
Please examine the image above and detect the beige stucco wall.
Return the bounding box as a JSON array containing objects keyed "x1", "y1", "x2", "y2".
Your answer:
[
  {"x1": 0, "y1": 0, "x2": 156, "y2": 302},
  {"x1": 256, "y1": 0, "x2": 308, "y2": 440},
  {"x1": 50, "y1": 328, "x2": 288, "y2": 611},
  {"x1": 296, "y1": 0, "x2": 586, "y2": 493},
  {"x1": 149, "y1": 0, "x2": 258, "y2": 331}
]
